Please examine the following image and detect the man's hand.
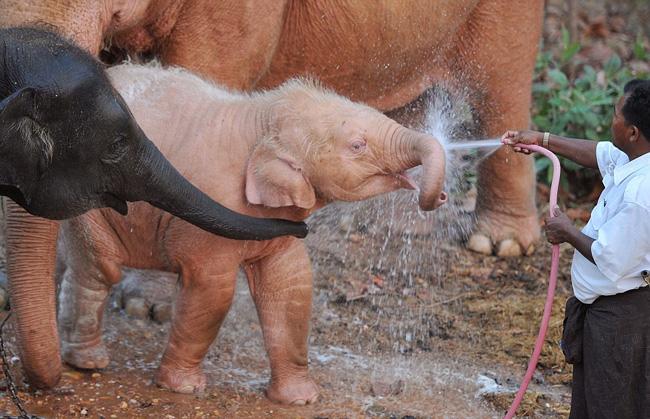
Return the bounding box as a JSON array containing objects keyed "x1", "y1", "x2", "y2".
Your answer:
[
  {"x1": 501, "y1": 130, "x2": 544, "y2": 154},
  {"x1": 544, "y1": 207, "x2": 578, "y2": 244}
]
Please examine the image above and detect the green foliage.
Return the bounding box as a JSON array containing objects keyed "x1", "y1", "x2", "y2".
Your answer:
[
  {"x1": 633, "y1": 33, "x2": 648, "y2": 61},
  {"x1": 531, "y1": 29, "x2": 649, "y2": 187}
]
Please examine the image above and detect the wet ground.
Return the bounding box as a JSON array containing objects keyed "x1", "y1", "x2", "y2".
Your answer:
[{"x1": 0, "y1": 192, "x2": 577, "y2": 418}]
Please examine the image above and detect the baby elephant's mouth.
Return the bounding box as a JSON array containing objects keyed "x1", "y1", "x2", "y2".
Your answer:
[
  {"x1": 390, "y1": 172, "x2": 448, "y2": 210},
  {"x1": 392, "y1": 172, "x2": 418, "y2": 190}
]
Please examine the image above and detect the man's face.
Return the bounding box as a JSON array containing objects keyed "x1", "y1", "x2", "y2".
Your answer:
[{"x1": 611, "y1": 95, "x2": 630, "y2": 151}]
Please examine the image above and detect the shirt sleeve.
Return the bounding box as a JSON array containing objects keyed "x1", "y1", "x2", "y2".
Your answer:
[
  {"x1": 591, "y1": 202, "x2": 650, "y2": 282},
  {"x1": 596, "y1": 141, "x2": 628, "y2": 177},
  {"x1": 596, "y1": 141, "x2": 629, "y2": 177}
]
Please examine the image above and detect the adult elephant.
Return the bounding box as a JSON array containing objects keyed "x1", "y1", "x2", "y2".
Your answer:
[
  {"x1": 1, "y1": 0, "x2": 544, "y2": 256},
  {"x1": 0, "y1": 0, "x2": 543, "y2": 388}
]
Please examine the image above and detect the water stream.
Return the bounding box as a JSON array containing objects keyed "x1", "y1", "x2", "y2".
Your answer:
[
  {"x1": 309, "y1": 87, "x2": 502, "y2": 338},
  {"x1": 445, "y1": 138, "x2": 502, "y2": 151}
]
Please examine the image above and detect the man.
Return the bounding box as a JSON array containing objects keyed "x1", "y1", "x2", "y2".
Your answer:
[{"x1": 502, "y1": 79, "x2": 650, "y2": 418}]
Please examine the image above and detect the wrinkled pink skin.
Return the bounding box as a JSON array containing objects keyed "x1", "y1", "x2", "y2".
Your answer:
[
  {"x1": 0, "y1": 0, "x2": 542, "y2": 392},
  {"x1": 57, "y1": 66, "x2": 446, "y2": 404}
]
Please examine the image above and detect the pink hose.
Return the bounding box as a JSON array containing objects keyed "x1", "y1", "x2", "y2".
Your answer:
[{"x1": 504, "y1": 144, "x2": 561, "y2": 419}]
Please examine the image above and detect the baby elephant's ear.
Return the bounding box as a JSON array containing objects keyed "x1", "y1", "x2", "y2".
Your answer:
[
  {"x1": 0, "y1": 88, "x2": 38, "y2": 120},
  {"x1": 245, "y1": 140, "x2": 316, "y2": 209},
  {"x1": 0, "y1": 88, "x2": 52, "y2": 178}
]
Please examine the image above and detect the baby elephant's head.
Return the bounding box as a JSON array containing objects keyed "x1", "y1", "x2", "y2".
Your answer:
[
  {"x1": 246, "y1": 80, "x2": 447, "y2": 211},
  {"x1": 0, "y1": 28, "x2": 170, "y2": 218},
  {"x1": 0, "y1": 27, "x2": 309, "y2": 242},
  {"x1": 0, "y1": 78, "x2": 147, "y2": 218}
]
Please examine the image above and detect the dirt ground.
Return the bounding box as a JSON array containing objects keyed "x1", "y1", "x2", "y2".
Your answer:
[{"x1": 0, "y1": 185, "x2": 580, "y2": 418}]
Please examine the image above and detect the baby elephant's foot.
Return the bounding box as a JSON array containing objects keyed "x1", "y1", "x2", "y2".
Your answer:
[
  {"x1": 266, "y1": 375, "x2": 319, "y2": 405},
  {"x1": 156, "y1": 366, "x2": 207, "y2": 394},
  {"x1": 62, "y1": 341, "x2": 110, "y2": 370}
]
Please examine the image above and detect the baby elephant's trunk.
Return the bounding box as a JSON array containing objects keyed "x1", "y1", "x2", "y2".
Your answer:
[{"x1": 386, "y1": 125, "x2": 447, "y2": 210}]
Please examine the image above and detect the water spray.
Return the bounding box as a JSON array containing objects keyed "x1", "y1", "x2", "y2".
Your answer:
[
  {"x1": 504, "y1": 143, "x2": 561, "y2": 419},
  {"x1": 444, "y1": 138, "x2": 502, "y2": 151},
  {"x1": 444, "y1": 139, "x2": 562, "y2": 416},
  {"x1": 444, "y1": 138, "x2": 503, "y2": 164},
  {"x1": 429, "y1": 88, "x2": 563, "y2": 416}
]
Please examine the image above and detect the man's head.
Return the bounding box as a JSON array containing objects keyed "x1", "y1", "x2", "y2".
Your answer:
[{"x1": 612, "y1": 79, "x2": 650, "y2": 156}]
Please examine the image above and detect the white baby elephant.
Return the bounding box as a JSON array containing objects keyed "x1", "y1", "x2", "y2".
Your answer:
[{"x1": 57, "y1": 64, "x2": 446, "y2": 404}]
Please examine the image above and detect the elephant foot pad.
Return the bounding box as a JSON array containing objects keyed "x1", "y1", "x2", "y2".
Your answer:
[
  {"x1": 156, "y1": 367, "x2": 207, "y2": 394},
  {"x1": 62, "y1": 342, "x2": 110, "y2": 370},
  {"x1": 266, "y1": 377, "x2": 319, "y2": 405}
]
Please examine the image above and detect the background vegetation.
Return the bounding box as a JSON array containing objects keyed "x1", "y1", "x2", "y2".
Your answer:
[{"x1": 532, "y1": 0, "x2": 649, "y2": 199}]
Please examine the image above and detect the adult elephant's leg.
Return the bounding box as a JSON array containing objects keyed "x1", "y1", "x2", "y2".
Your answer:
[
  {"x1": 4, "y1": 200, "x2": 62, "y2": 388},
  {"x1": 59, "y1": 255, "x2": 120, "y2": 370},
  {"x1": 156, "y1": 267, "x2": 237, "y2": 394},
  {"x1": 451, "y1": 0, "x2": 544, "y2": 257},
  {"x1": 243, "y1": 239, "x2": 317, "y2": 405}
]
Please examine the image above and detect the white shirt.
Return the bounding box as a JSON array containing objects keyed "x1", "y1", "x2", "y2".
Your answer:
[{"x1": 571, "y1": 141, "x2": 650, "y2": 304}]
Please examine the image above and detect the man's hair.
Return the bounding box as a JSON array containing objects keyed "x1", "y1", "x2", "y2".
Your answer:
[{"x1": 622, "y1": 79, "x2": 650, "y2": 141}]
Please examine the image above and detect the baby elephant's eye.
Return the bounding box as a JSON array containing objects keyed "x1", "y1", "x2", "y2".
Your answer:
[
  {"x1": 350, "y1": 139, "x2": 367, "y2": 153},
  {"x1": 103, "y1": 134, "x2": 128, "y2": 163},
  {"x1": 110, "y1": 134, "x2": 127, "y2": 151}
]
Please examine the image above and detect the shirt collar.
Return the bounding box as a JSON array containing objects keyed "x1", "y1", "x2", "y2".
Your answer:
[{"x1": 614, "y1": 151, "x2": 650, "y2": 185}]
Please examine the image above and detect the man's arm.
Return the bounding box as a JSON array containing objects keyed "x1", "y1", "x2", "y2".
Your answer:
[
  {"x1": 502, "y1": 130, "x2": 598, "y2": 169},
  {"x1": 566, "y1": 228, "x2": 595, "y2": 264},
  {"x1": 544, "y1": 208, "x2": 595, "y2": 263}
]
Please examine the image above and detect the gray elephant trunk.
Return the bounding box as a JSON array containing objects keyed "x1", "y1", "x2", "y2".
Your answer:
[{"x1": 129, "y1": 140, "x2": 308, "y2": 240}]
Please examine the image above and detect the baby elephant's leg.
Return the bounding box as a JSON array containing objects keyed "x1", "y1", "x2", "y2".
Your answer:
[
  {"x1": 59, "y1": 258, "x2": 121, "y2": 370},
  {"x1": 156, "y1": 269, "x2": 237, "y2": 394},
  {"x1": 244, "y1": 239, "x2": 318, "y2": 405}
]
